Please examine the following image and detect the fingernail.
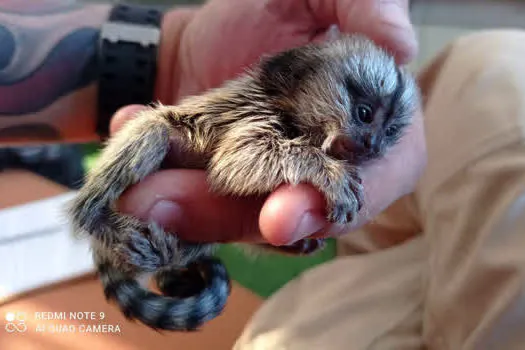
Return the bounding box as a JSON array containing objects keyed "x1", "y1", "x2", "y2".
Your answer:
[
  {"x1": 291, "y1": 211, "x2": 326, "y2": 243},
  {"x1": 148, "y1": 200, "x2": 184, "y2": 230},
  {"x1": 379, "y1": 1, "x2": 411, "y2": 27},
  {"x1": 378, "y1": 2, "x2": 418, "y2": 62}
]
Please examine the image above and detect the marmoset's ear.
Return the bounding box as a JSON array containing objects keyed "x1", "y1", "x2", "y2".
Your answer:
[
  {"x1": 324, "y1": 24, "x2": 342, "y2": 42},
  {"x1": 257, "y1": 45, "x2": 321, "y2": 96}
]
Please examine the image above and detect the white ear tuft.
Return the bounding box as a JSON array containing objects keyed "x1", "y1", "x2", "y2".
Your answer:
[{"x1": 324, "y1": 24, "x2": 341, "y2": 42}]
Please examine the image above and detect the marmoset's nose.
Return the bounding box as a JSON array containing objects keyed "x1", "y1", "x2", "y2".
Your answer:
[
  {"x1": 363, "y1": 134, "x2": 382, "y2": 154},
  {"x1": 363, "y1": 134, "x2": 375, "y2": 149}
]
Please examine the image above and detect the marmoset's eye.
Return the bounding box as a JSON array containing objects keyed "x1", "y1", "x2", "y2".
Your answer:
[
  {"x1": 355, "y1": 104, "x2": 373, "y2": 124},
  {"x1": 385, "y1": 124, "x2": 400, "y2": 137}
]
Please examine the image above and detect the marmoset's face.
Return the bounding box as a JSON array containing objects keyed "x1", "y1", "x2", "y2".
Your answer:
[{"x1": 259, "y1": 34, "x2": 419, "y2": 164}]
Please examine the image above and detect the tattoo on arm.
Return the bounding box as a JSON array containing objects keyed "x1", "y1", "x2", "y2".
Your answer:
[
  {"x1": 0, "y1": 0, "x2": 81, "y2": 15},
  {"x1": 0, "y1": 0, "x2": 111, "y2": 144}
]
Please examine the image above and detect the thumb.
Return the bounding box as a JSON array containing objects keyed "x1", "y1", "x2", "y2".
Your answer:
[
  {"x1": 109, "y1": 104, "x2": 148, "y2": 135},
  {"x1": 308, "y1": 0, "x2": 417, "y2": 64}
]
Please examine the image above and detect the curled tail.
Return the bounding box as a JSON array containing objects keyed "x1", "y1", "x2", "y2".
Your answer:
[
  {"x1": 98, "y1": 256, "x2": 231, "y2": 331},
  {"x1": 67, "y1": 107, "x2": 231, "y2": 331}
]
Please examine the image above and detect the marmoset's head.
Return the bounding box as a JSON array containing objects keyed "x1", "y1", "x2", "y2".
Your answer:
[{"x1": 257, "y1": 34, "x2": 419, "y2": 164}]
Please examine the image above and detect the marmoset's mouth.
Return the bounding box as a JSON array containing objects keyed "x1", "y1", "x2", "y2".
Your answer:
[
  {"x1": 325, "y1": 134, "x2": 381, "y2": 165},
  {"x1": 326, "y1": 134, "x2": 361, "y2": 161},
  {"x1": 325, "y1": 134, "x2": 350, "y2": 159}
]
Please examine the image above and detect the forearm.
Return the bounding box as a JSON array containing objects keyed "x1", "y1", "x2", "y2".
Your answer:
[
  {"x1": 0, "y1": 1, "x2": 195, "y2": 145},
  {"x1": 0, "y1": 1, "x2": 110, "y2": 144}
]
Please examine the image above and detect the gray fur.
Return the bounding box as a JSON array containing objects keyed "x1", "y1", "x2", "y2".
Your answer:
[{"x1": 68, "y1": 34, "x2": 420, "y2": 331}]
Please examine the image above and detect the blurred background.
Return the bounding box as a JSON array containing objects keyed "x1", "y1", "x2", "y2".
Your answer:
[
  {"x1": 1, "y1": 1, "x2": 525, "y2": 349},
  {"x1": 410, "y1": 0, "x2": 525, "y2": 69},
  {"x1": 2, "y1": 0, "x2": 525, "y2": 302}
]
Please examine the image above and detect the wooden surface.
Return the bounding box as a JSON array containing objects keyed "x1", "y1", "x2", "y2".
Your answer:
[
  {"x1": 0, "y1": 170, "x2": 68, "y2": 209},
  {"x1": 0, "y1": 169, "x2": 262, "y2": 349}
]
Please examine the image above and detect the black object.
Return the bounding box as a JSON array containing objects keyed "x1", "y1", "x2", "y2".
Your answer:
[
  {"x1": 0, "y1": 144, "x2": 85, "y2": 189},
  {"x1": 96, "y1": 3, "x2": 164, "y2": 138}
]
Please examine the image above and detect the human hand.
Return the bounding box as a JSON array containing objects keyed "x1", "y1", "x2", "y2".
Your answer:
[
  {"x1": 158, "y1": 0, "x2": 417, "y2": 102},
  {"x1": 114, "y1": 0, "x2": 426, "y2": 247}
]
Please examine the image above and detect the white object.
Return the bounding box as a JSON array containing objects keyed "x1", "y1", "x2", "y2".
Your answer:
[{"x1": 0, "y1": 192, "x2": 94, "y2": 302}]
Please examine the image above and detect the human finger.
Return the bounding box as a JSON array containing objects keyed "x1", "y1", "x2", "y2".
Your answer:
[{"x1": 308, "y1": 0, "x2": 418, "y2": 63}]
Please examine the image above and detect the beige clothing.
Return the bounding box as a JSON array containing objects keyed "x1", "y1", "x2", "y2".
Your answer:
[{"x1": 234, "y1": 30, "x2": 525, "y2": 350}]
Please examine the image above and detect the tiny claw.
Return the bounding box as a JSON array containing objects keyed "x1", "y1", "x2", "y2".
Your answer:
[
  {"x1": 345, "y1": 212, "x2": 354, "y2": 224},
  {"x1": 356, "y1": 191, "x2": 365, "y2": 212}
]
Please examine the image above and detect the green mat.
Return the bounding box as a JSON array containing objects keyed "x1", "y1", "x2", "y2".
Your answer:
[
  {"x1": 81, "y1": 143, "x2": 336, "y2": 298},
  {"x1": 217, "y1": 241, "x2": 336, "y2": 298}
]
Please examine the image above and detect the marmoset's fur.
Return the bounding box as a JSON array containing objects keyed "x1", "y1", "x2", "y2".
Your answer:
[{"x1": 68, "y1": 34, "x2": 419, "y2": 331}]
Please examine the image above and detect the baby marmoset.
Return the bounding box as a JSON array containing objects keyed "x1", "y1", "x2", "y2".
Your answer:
[{"x1": 69, "y1": 34, "x2": 419, "y2": 331}]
